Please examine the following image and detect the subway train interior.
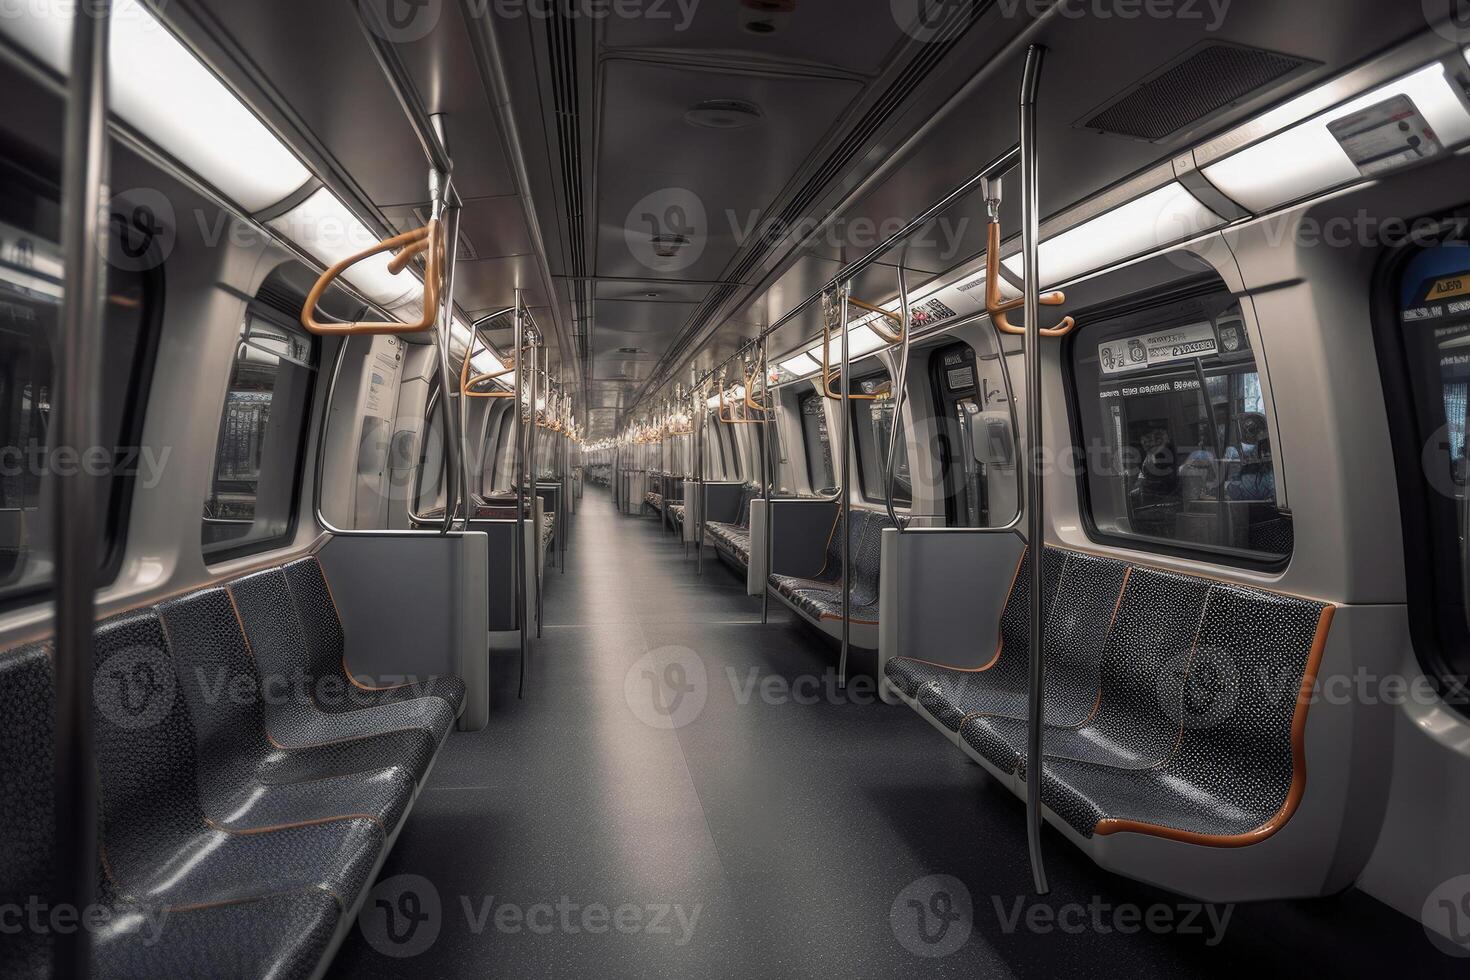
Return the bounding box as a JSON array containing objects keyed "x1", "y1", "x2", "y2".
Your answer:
[{"x1": 9, "y1": 0, "x2": 1470, "y2": 977}]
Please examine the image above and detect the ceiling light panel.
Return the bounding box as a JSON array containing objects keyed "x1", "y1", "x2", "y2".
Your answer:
[{"x1": 2, "y1": 0, "x2": 310, "y2": 213}]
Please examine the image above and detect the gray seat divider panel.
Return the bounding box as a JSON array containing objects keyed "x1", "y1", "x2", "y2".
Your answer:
[
  {"x1": 878, "y1": 528, "x2": 1026, "y2": 693},
  {"x1": 316, "y1": 533, "x2": 491, "y2": 731}
]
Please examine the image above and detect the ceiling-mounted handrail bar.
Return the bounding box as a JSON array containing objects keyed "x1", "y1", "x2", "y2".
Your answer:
[
  {"x1": 354, "y1": 0, "x2": 453, "y2": 179},
  {"x1": 884, "y1": 246, "x2": 915, "y2": 533},
  {"x1": 1019, "y1": 43, "x2": 1052, "y2": 899},
  {"x1": 55, "y1": 6, "x2": 110, "y2": 976},
  {"x1": 678, "y1": 143, "x2": 1021, "y2": 400},
  {"x1": 301, "y1": 220, "x2": 444, "y2": 335}
]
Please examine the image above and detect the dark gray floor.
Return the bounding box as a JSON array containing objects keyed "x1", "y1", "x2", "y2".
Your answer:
[{"x1": 329, "y1": 491, "x2": 1457, "y2": 978}]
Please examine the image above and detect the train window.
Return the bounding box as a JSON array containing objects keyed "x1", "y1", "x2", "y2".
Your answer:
[
  {"x1": 799, "y1": 389, "x2": 835, "y2": 491},
  {"x1": 0, "y1": 156, "x2": 160, "y2": 605},
  {"x1": 1381, "y1": 241, "x2": 1470, "y2": 706},
  {"x1": 849, "y1": 371, "x2": 912, "y2": 506},
  {"x1": 1068, "y1": 287, "x2": 1292, "y2": 565},
  {"x1": 200, "y1": 306, "x2": 317, "y2": 561}
]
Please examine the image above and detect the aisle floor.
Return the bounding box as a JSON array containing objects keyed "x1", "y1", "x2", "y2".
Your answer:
[{"x1": 329, "y1": 491, "x2": 1452, "y2": 978}]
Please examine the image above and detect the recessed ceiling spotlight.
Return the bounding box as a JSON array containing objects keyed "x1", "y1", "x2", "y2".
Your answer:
[
  {"x1": 684, "y1": 99, "x2": 764, "y2": 130},
  {"x1": 650, "y1": 234, "x2": 692, "y2": 258}
]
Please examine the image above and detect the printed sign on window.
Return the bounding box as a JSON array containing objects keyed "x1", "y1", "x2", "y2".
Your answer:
[{"x1": 1098, "y1": 321, "x2": 1219, "y2": 375}]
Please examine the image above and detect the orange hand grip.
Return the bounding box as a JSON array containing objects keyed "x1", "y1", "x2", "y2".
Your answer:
[
  {"x1": 984, "y1": 219, "x2": 1074, "y2": 338},
  {"x1": 847, "y1": 296, "x2": 906, "y2": 346},
  {"x1": 821, "y1": 302, "x2": 886, "y2": 402},
  {"x1": 301, "y1": 220, "x2": 444, "y2": 336},
  {"x1": 742, "y1": 362, "x2": 771, "y2": 417},
  {"x1": 460, "y1": 330, "x2": 516, "y2": 399}
]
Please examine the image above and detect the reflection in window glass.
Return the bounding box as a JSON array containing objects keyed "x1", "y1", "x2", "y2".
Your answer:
[
  {"x1": 1390, "y1": 242, "x2": 1470, "y2": 707},
  {"x1": 1071, "y1": 290, "x2": 1291, "y2": 563},
  {"x1": 0, "y1": 156, "x2": 157, "y2": 602},
  {"x1": 799, "y1": 390, "x2": 834, "y2": 491},
  {"x1": 849, "y1": 372, "x2": 912, "y2": 505},
  {"x1": 201, "y1": 311, "x2": 317, "y2": 560}
]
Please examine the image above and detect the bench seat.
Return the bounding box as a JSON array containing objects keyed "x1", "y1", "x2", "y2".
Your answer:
[
  {"x1": 768, "y1": 508, "x2": 894, "y2": 627},
  {"x1": 1, "y1": 555, "x2": 461, "y2": 977},
  {"x1": 884, "y1": 545, "x2": 1333, "y2": 846}
]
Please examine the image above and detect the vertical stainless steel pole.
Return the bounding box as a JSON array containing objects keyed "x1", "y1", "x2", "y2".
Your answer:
[
  {"x1": 886, "y1": 253, "x2": 913, "y2": 531},
  {"x1": 838, "y1": 283, "x2": 852, "y2": 687},
  {"x1": 430, "y1": 114, "x2": 467, "y2": 531},
  {"x1": 761, "y1": 338, "x2": 773, "y2": 625},
  {"x1": 1020, "y1": 43, "x2": 1051, "y2": 898},
  {"x1": 530, "y1": 342, "x2": 543, "y2": 638},
  {"x1": 55, "y1": 6, "x2": 110, "y2": 977},
  {"x1": 696, "y1": 390, "x2": 705, "y2": 577},
  {"x1": 514, "y1": 293, "x2": 528, "y2": 698}
]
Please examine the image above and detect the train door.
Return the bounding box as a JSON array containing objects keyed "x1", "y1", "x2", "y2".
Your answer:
[{"x1": 930, "y1": 341, "x2": 1007, "y2": 527}]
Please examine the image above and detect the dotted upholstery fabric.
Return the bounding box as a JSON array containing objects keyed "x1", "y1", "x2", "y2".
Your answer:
[
  {"x1": 158, "y1": 587, "x2": 418, "y2": 832},
  {"x1": 888, "y1": 546, "x2": 1331, "y2": 842},
  {"x1": 962, "y1": 567, "x2": 1212, "y2": 774},
  {"x1": 0, "y1": 553, "x2": 463, "y2": 975},
  {"x1": 705, "y1": 485, "x2": 761, "y2": 567},
  {"x1": 768, "y1": 509, "x2": 895, "y2": 625},
  {"x1": 91, "y1": 610, "x2": 383, "y2": 911}
]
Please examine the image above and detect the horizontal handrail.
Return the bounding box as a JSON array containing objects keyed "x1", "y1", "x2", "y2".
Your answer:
[{"x1": 301, "y1": 221, "x2": 444, "y2": 336}]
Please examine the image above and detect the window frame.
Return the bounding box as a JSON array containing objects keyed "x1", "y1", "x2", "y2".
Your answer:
[
  {"x1": 1061, "y1": 277, "x2": 1292, "y2": 572},
  {"x1": 0, "y1": 151, "x2": 164, "y2": 610},
  {"x1": 798, "y1": 388, "x2": 834, "y2": 492},
  {"x1": 847, "y1": 368, "x2": 913, "y2": 507},
  {"x1": 1371, "y1": 222, "x2": 1470, "y2": 718},
  {"x1": 200, "y1": 300, "x2": 319, "y2": 564}
]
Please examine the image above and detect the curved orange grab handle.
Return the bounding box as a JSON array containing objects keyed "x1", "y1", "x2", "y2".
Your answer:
[
  {"x1": 847, "y1": 296, "x2": 906, "y2": 346},
  {"x1": 301, "y1": 220, "x2": 444, "y2": 336},
  {"x1": 460, "y1": 330, "x2": 516, "y2": 399},
  {"x1": 984, "y1": 219, "x2": 1075, "y2": 338},
  {"x1": 821, "y1": 302, "x2": 887, "y2": 402},
  {"x1": 742, "y1": 363, "x2": 772, "y2": 417}
]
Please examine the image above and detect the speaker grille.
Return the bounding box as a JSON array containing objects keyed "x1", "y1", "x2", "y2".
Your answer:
[{"x1": 1080, "y1": 42, "x2": 1315, "y2": 142}]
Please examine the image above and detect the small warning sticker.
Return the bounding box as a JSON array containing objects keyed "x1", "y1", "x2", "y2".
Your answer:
[{"x1": 1327, "y1": 94, "x2": 1443, "y2": 176}]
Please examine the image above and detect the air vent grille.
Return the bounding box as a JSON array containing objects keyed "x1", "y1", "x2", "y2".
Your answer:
[
  {"x1": 1079, "y1": 42, "x2": 1314, "y2": 142},
  {"x1": 254, "y1": 278, "x2": 307, "y2": 323}
]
